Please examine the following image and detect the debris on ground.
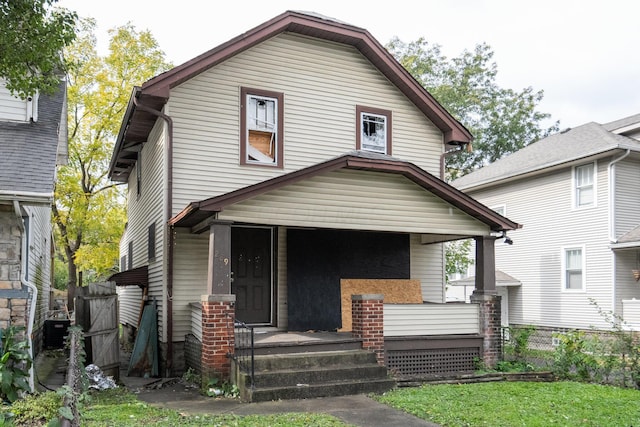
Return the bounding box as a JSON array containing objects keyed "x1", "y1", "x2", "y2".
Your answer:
[{"x1": 86, "y1": 364, "x2": 118, "y2": 390}]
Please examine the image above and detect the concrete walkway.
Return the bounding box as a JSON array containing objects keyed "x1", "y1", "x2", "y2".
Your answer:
[{"x1": 36, "y1": 350, "x2": 441, "y2": 427}]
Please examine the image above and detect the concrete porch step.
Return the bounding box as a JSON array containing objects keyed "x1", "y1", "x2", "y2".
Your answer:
[
  {"x1": 234, "y1": 348, "x2": 395, "y2": 402},
  {"x1": 247, "y1": 377, "x2": 396, "y2": 402}
]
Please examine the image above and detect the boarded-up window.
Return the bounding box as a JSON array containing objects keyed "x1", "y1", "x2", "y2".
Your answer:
[
  {"x1": 148, "y1": 223, "x2": 156, "y2": 261},
  {"x1": 240, "y1": 87, "x2": 284, "y2": 167}
]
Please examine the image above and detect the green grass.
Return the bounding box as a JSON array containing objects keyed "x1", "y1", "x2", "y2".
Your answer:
[
  {"x1": 374, "y1": 381, "x2": 640, "y2": 426},
  {"x1": 0, "y1": 388, "x2": 350, "y2": 426}
]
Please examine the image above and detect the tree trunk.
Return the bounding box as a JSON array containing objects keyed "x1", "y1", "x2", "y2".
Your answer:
[{"x1": 66, "y1": 248, "x2": 77, "y2": 312}]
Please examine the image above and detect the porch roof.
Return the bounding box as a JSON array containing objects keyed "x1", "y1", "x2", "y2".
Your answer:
[
  {"x1": 448, "y1": 270, "x2": 522, "y2": 287},
  {"x1": 108, "y1": 266, "x2": 148, "y2": 287},
  {"x1": 611, "y1": 225, "x2": 640, "y2": 250},
  {"x1": 169, "y1": 151, "x2": 521, "y2": 233}
]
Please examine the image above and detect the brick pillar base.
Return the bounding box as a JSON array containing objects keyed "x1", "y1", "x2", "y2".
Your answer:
[
  {"x1": 351, "y1": 294, "x2": 385, "y2": 365},
  {"x1": 201, "y1": 294, "x2": 235, "y2": 384},
  {"x1": 470, "y1": 292, "x2": 502, "y2": 368}
]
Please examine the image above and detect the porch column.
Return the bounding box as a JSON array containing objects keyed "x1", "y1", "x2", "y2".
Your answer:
[
  {"x1": 207, "y1": 221, "x2": 232, "y2": 294},
  {"x1": 351, "y1": 294, "x2": 385, "y2": 365},
  {"x1": 471, "y1": 235, "x2": 501, "y2": 367},
  {"x1": 473, "y1": 235, "x2": 496, "y2": 295},
  {"x1": 201, "y1": 294, "x2": 236, "y2": 383}
]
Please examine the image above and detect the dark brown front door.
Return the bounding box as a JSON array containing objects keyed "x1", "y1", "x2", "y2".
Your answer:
[{"x1": 232, "y1": 227, "x2": 272, "y2": 324}]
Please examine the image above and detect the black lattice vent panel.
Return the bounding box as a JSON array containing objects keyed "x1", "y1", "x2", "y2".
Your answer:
[{"x1": 386, "y1": 347, "x2": 479, "y2": 376}]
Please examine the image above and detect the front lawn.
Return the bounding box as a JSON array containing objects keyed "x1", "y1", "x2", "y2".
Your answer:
[{"x1": 374, "y1": 381, "x2": 640, "y2": 426}]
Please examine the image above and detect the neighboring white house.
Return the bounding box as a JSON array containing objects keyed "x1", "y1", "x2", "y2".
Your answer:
[
  {"x1": 0, "y1": 78, "x2": 68, "y2": 390},
  {"x1": 453, "y1": 114, "x2": 640, "y2": 334}
]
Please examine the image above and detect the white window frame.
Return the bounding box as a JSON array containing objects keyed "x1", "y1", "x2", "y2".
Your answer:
[
  {"x1": 561, "y1": 245, "x2": 586, "y2": 292},
  {"x1": 572, "y1": 162, "x2": 597, "y2": 209},
  {"x1": 490, "y1": 204, "x2": 506, "y2": 217},
  {"x1": 240, "y1": 87, "x2": 283, "y2": 168},
  {"x1": 360, "y1": 112, "x2": 387, "y2": 154}
]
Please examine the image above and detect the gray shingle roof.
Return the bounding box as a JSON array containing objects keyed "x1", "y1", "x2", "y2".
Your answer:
[
  {"x1": 453, "y1": 120, "x2": 640, "y2": 190},
  {"x1": 0, "y1": 81, "x2": 66, "y2": 198},
  {"x1": 602, "y1": 113, "x2": 640, "y2": 132}
]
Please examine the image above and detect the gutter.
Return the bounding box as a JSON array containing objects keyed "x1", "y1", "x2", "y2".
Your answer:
[
  {"x1": 131, "y1": 96, "x2": 175, "y2": 377},
  {"x1": 13, "y1": 200, "x2": 37, "y2": 392},
  {"x1": 0, "y1": 191, "x2": 53, "y2": 204}
]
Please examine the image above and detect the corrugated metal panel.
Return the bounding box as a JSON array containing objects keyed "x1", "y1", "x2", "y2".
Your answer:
[
  {"x1": 168, "y1": 33, "x2": 444, "y2": 213},
  {"x1": 116, "y1": 286, "x2": 142, "y2": 327},
  {"x1": 383, "y1": 303, "x2": 479, "y2": 336},
  {"x1": 468, "y1": 162, "x2": 614, "y2": 330},
  {"x1": 410, "y1": 234, "x2": 445, "y2": 303},
  {"x1": 171, "y1": 228, "x2": 208, "y2": 341},
  {"x1": 276, "y1": 227, "x2": 287, "y2": 329},
  {"x1": 0, "y1": 80, "x2": 27, "y2": 121},
  {"x1": 219, "y1": 169, "x2": 490, "y2": 235},
  {"x1": 614, "y1": 157, "x2": 640, "y2": 237}
]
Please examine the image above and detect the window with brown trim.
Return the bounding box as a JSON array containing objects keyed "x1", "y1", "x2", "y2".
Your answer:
[
  {"x1": 240, "y1": 87, "x2": 284, "y2": 167},
  {"x1": 356, "y1": 105, "x2": 392, "y2": 155}
]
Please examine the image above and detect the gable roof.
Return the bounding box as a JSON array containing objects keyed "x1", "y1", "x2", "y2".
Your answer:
[
  {"x1": 0, "y1": 81, "x2": 66, "y2": 202},
  {"x1": 453, "y1": 120, "x2": 640, "y2": 191},
  {"x1": 109, "y1": 10, "x2": 472, "y2": 181},
  {"x1": 170, "y1": 151, "x2": 520, "y2": 233}
]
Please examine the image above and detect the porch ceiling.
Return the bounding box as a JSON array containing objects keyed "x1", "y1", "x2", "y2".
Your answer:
[{"x1": 170, "y1": 152, "x2": 520, "y2": 234}]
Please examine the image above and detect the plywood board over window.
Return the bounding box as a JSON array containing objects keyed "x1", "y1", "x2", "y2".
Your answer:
[{"x1": 339, "y1": 279, "x2": 422, "y2": 332}]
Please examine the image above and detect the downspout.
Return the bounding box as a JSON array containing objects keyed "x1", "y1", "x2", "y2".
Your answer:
[
  {"x1": 13, "y1": 200, "x2": 37, "y2": 392},
  {"x1": 440, "y1": 142, "x2": 471, "y2": 181},
  {"x1": 132, "y1": 96, "x2": 174, "y2": 377},
  {"x1": 608, "y1": 148, "x2": 630, "y2": 320}
]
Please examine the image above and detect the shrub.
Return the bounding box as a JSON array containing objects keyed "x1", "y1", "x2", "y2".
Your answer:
[{"x1": 0, "y1": 325, "x2": 32, "y2": 402}]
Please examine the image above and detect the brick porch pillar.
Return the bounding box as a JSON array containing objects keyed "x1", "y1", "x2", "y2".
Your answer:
[
  {"x1": 201, "y1": 294, "x2": 236, "y2": 383},
  {"x1": 470, "y1": 292, "x2": 502, "y2": 368},
  {"x1": 351, "y1": 294, "x2": 384, "y2": 365}
]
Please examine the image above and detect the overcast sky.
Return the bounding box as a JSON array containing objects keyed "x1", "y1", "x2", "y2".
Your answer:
[{"x1": 58, "y1": 0, "x2": 640, "y2": 130}]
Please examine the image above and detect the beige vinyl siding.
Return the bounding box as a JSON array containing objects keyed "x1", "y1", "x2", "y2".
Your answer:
[
  {"x1": 384, "y1": 303, "x2": 479, "y2": 336},
  {"x1": 168, "y1": 33, "x2": 444, "y2": 214},
  {"x1": 190, "y1": 303, "x2": 202, "y2": 340},
  {"x1": 219, "y1": 169, "x2": 490, "y2": 235},
  {"x1": 614, "y1": 157, "x2": 640, "y2": 237},
  {"x1": 276, "y1": 227, "x2": 287, "y2": 329},
  {"x1": 468, "y1": 162, "x2": 613, "y2": 330},
  {"x1": 116, "y1": 286, "x2": 143, "y2": 327},
  {"x1": 171, "y1": 228, "x2": 208, "y2": 341},
  {"x1": 122, "y1": 120, "x2": 167, "y2": 338},
  {"x1": 0, "y1": 80, "x2": 28, "y2": 121},
  {"x1": 410, "y1": 235, "x2": 445, "y2": 303}
]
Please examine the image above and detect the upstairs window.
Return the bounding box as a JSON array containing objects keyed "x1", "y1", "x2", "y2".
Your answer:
[
  {"x1": 356, "y1": 105, "x2": 392, "y2": 155},
  {"x1": 573, "y1": 162, "x2": 596, "y2": 208},
  {"x1": 562, "y1": 246, "x2": 585, "y2": 291},
  {"x1": 240, "y1": 87, "x2": 284, "y2": 167}
]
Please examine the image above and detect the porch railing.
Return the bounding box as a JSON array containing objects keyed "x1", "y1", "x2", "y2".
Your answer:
[{"x1": 232, "y1": 320, "x2": 255, "y2": 390}]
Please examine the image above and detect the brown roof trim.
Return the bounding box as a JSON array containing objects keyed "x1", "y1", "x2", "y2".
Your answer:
[
  {"x1": 116, "y1": 11, "x2": 470, "y2": 155},
  {"x1": 170, "y1": 152, "x2": 520, "y2": 232},
  {"x1": 108, "y1": 265, "x2": 148, "y2": 287}
]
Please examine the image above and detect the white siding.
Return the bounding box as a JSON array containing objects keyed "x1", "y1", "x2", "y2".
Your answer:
[
  {"x1": 384, "y1": 303, "x2": 479, "y2": 336},
  {"x1": 410, "y1": 234, "x2": 445, "y2": 303},
  {"x1": 168, "y1": 33, "x2": 444, "y2": 215},
  {"x1": 614, "y1": 250, "x2": 640, "y2": 315},
  {"x1": 0, "y1": 79, "x2": 28, "y2": 122},
  {"x1": 121, "y1": 120, "x2": 167, "y2": 337},
  {"x1": 116, "y1": 286, "x2": 142, "y2": 327},
  {"x1": 614, "y1": 157, "x2": 640, "y2": 237},
  {"x1": 219, "y1": 169, "x2": 490, "y2": 235},
  {"x1": 468, "y1": 161, "x2": 613, "y2": 330},
  {"x1": 190, "y1": 303, "x2": 202, "y2": 341},
  {"x1": 22, "y1": 205, "x2": 52, "y2": 332}
]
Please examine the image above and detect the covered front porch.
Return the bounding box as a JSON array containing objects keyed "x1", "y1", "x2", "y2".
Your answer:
[{"x1": 169, "y1": 153, "x2": 519, "y2": 396}]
